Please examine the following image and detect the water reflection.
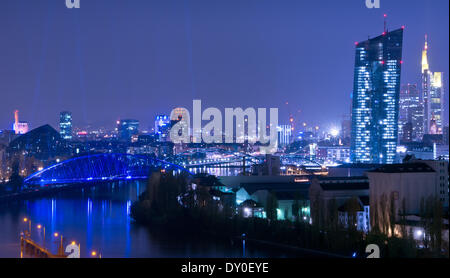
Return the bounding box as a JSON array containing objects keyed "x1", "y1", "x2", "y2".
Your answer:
[{"x1": 0, "y1": 180, "x2": 298, "y2": 258}]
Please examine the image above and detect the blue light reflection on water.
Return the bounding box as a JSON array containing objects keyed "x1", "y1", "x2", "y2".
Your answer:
[{"x1": 0, "y1": 179, "x2": 298, "y2": 258}]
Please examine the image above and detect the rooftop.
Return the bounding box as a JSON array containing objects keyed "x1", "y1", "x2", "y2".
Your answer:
[
  {"x1": 319, "y1": 182, "x2": 369, "y2": 191},
  {"x1": 369, "y1": 163, "x2": 435, "y2": 173},
  {"x1": 240, "y1": 182, "x2": 310, "y2": 195}
]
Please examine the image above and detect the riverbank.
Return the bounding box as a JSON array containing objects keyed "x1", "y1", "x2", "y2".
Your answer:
[{"x1": 130, "y1": 203, "x2": 354, "y2": 258}]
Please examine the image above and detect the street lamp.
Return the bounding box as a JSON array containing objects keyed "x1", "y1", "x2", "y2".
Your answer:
[
  {"x1": 23, "y1": 217, "x2": 31, "y2": 237},
  {"x1": 37, "y1": 224, "x2": 46, "y2": 244},
  {"x1": 54, "y1": 232, "x2": 64, "y2": 256},
  {"x1": 91, "y1": 250, "x2": 101, "y2": 258}
]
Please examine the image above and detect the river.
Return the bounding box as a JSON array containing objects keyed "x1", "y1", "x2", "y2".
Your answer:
[{"x1": 0, "y1": 180, "x2": 309, "y2": 258}]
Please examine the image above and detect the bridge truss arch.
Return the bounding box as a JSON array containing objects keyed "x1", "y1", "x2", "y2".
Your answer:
[{"x1": 23, "y1": 153, "x2": 192, "y2": 186}]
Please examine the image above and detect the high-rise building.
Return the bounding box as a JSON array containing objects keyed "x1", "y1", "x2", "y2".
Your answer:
[
  {"x1": 399, "y1": 84, "x2": 424, "y2": 141},
  {"x1": 59, "y1": 111, "x2": 73, "y2": 140},
  {"x1": 155, "y1": 115, "x2": 170, "y2": 142},
  {"x1": 422, "y1": 35, "x2": 445, "y2": 135},
  {"x1": 277, "y1": 125, "x2": 292, "y2": 147},
  {"x1": 401, "y1": 122, "x2": 413, "y2": 142},
  {"x1": 341, "y1": 115, "x2": 352, "y2": 142},
  {"x1": 117, "y1": 119, "x2": 139, "y2": 142},
  {"x1": 444, "y1": 126, "x2": 449, "y2": 145},
  {"x1": 350, "y1": 28, "x2": 404, "y2": 164},
  {"x1": 12, "y1": 110, "x2": 29, "y2": 135},
  {"x1": 429, "y1": 72, "x2": 444, "y2": 134}
]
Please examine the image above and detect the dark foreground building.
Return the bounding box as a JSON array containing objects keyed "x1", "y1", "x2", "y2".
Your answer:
[{"x1": 8, "y1": 125, "x2": 67, "y2": 161}]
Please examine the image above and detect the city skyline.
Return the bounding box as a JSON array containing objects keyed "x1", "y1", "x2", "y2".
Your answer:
[
  {"x1": 0, "y1": 0, "x2": 448, "y2": 131},
  {"x1": 0, "y1": 1, "x2": 449, "y2": 261}
]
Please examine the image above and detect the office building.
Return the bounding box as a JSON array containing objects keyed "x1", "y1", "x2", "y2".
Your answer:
[
  {"x1": 351, "y1": 28, "x2": 404, "y2": 164},
  {"x1": 117, "y1": 119, "x2": 139, "y2": 142},
  {"x1": 422, "y1": 36, "x2": 445, "y2": 135},
  {"x1": 399, "y1": 84, "x2": 424, "y2": 141},
  {"x1": 59, "y1": 111, "x2": 73, "y2": 140},
  {"x1": 277, "y1": 125, "x2": 292, "y2": 147},
  {"x1": 155, "y1": 115, "x2": 171, "y2": 142}
]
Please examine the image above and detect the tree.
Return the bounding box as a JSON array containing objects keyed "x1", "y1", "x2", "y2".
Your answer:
[
  {"x1": 371, "y1": 197, "x2": 380, "y2": 234},
  {"x1": 389, "y1": 193, "x2": 397, "y2": 237},
  {"x1": 292, "y1": 192, "x2": 303, "y2": 222},
  {"x1": 347, "y1": 196, "x2": 360, "y2": 231},
  {"x1": 379, "y1": 193, "x2": 389, "y2": 235},
  {"x1": 431, "y1": 198, "x2": 443, "y2": 255},
  {"x1": 146, "y1": 171, "x2": 161, "y2": 211},
  {"x1": 398, "y1": 198, "x2": 408, "y2": 238},
  {"x1": 265, "y1": 192, "x2": 278, "y2": 222},
  {"x1": 292, "y1": 199, "x2": 299, "y2": 221},
  {"x1": 327, "y1": 198, "x2": 339, "y2": 231},
  {"x1": 9, "y1": 160, "x2": 23, "y2": 193}
]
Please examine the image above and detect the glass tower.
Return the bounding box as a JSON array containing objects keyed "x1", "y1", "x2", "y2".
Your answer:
[
  {"x1": 421, "y1": 36, "x2": 445, "y2": 134},
  {"x1": 399, "y1": 84, "x2": 424, "y2": 141},
  {"x1": 428, "y1": 72, "x2": 444, "y2": 134},
  {"x1": 350, "y1": 28, "x2": 404, "y2": 164},
  {"x1": 60, "y1": 111, "x2": 73, "y2": 140}
]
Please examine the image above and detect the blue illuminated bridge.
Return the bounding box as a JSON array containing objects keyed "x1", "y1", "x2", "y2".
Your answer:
[{"x1": 23, "y1": 153, "x2": 192, "y2": 187}]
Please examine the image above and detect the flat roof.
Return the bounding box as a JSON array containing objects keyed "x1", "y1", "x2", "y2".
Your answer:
[{"x1": 369, "y1": 163, "x2": 435, "y2": 173}]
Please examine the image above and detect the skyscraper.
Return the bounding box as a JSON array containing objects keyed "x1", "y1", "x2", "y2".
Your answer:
[
  {"x1": 429, "y1": 72, "x2": 444, "y2": 134},
  {"x1": 350, "y1": 28, "x2": 404, "y2": 164},
  {"x1": 117, "y1": 119, "x2": 139, "y2": 142},
  {"x1": 422, "y1": 35, "x2": 445, "y2": 135},
  {"x1": 155, "y1": 115, "x2": 170, "y2": 142},
  {"x1": 60, "y1": 111, "x2": 73, "y2": 140},
  {"x1": 277, "y1": 125, "x2": 292, "y2": 147},
  {"x1": 399, "y1": 84, "x2": 424, "y2": 141}
]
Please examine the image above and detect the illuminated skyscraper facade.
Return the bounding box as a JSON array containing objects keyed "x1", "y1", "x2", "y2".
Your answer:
[
  {"x1": 59, "y1": 111, "x2": 73, "y2": 140},
  {"x1": 429, "y1": 72, "x2": 444, "y2": 134},
  {"x1": 155, "y1": 115, "x2": 170, "y2": 142},
  {"x1": 422, "y1": 36, "x2": 445, "y2": 135},
  {"x1": 399, "y1": 84, "x2": 424, "y2": 141},
  {"x1": 277, "y1": 125, "x2": 292, "y2": 147},
  {"x1": 350, "y1": 28, "x2": 404, "y2": 164}
]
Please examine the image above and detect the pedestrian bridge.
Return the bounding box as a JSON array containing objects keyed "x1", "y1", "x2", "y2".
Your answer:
[{"x1": 23, "y1": 153, "x2": 191, "y2": 186}]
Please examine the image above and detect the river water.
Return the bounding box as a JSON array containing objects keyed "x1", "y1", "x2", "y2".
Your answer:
[{"x1": 0, "y1": 180, "x2": 304, "y2": 258}]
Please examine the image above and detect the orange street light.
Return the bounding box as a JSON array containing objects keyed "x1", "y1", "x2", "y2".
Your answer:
[{"x1": 37, "y1": 224, "x2": 46, "y2": 245}]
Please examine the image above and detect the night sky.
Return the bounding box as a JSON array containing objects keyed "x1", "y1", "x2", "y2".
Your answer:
[{"x1": 0, "y1": 0, "x2": 448, "y2": 132}]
